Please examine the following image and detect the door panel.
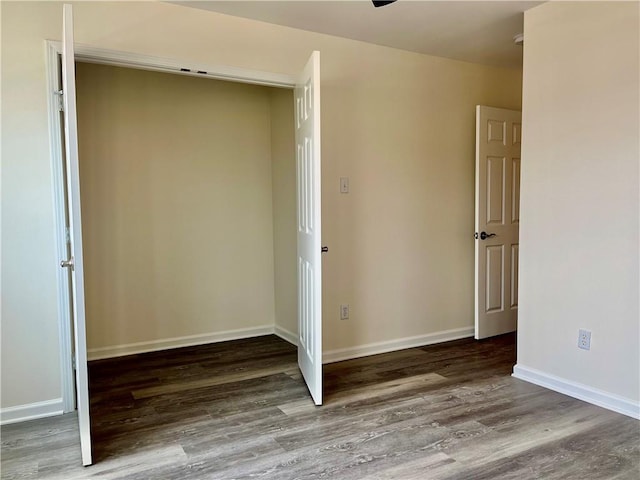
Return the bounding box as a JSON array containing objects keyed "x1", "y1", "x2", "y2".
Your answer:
[
  {"x1": 486, "y1": 156, "x2": 505, "y2": 225},
  {"x1": 475, "y1": 105, "x2": 522, "y2": 340},
  {"x1": 295, "y1": 52, "x2": 322, "y2": 405},
  {"x1": 511, "y1": 244, "x2": 519, "y2": 308},
  {"x1": 61, "y1": 4, "x2": 92, "y2": 466},
  {"x1": 485, "y1": 245, "x2": 504, "y2": 313},
  {"x1": 511, "y1": 158, "x2": 521, "y2": 223}
]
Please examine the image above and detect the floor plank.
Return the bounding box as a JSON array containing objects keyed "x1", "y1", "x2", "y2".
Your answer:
[{"x1": 2, "y1": 333, "x2": 638, "y2": 479}]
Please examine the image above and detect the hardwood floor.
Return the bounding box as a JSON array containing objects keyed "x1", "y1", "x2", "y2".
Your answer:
[{"x1": 2, "y1": 334, "x2": 639, "y2": 479}]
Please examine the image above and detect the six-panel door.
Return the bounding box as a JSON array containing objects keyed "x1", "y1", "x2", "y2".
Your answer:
[{"x1": 475, "y1": 106, "x2": 522, "y2": 340}]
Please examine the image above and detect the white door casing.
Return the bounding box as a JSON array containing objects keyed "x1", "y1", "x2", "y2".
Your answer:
[
  {"x1": 61, "y1": 4, "x2": 93, "y2": 466},
  {"x1": 475, "y1": 105, "x2": 522, "y2": 340},
  {"x1": 295, "y1": 51, "x2": 323, "y2": 405}
]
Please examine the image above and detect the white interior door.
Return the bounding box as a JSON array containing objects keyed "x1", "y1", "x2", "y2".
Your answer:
[
  {"x1": 295, "y1": 51, "x2": 323, "y2": 405},
  {"x1": 61, "y1": 4, "x2": 93, "y2": 466},
  {"x1": 475, "y1": 105, "x2": 522, "y2": 340}
]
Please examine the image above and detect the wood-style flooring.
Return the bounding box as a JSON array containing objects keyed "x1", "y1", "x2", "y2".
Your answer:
[{"x1": 2, "y1": 334, "x2": 639, "y2": 479}]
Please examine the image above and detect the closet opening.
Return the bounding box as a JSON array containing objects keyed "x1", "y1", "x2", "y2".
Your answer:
[
  {"x1": 74, "y1": 61, "x2": 298, "y2": 362},
  {"x1": 49, "y1": 37, "x2": 323, "y2": 464},
  {"x1": 53, "y1": 52, "x2": 304, "y2": 454}
]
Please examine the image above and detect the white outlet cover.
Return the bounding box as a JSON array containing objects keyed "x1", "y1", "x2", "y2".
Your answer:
[{"x1": 578, "y1": 329, "x2": 591, "y2": 350}]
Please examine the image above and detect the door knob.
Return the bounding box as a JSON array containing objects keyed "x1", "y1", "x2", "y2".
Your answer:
[
  {"x1": 60, "y1": 257, "x2": 74, "y2": 269},
  {"x1": 321, "y1": 246, "x2": 328, "y2": 253},
  {"x1": 475, "y1": 231, "x2": 496, "y2": 240}
]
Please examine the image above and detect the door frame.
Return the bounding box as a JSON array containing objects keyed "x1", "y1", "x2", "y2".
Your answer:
[{"x1": 46, "y1": 41, "x2": 299, "y2": 411}]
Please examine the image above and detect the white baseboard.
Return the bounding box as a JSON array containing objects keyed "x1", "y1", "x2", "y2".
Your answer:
[
  {"x1": 274, "y1": 325, "x2": 298, "y2": 346},
  {"x1": 1, "y1": 398, "x2": 64, "y2": 425},
  {"x1": 513, "y1": 364, "x2": 640, "y2": 420},
  {"x1": 87, "y1": 325, "x2": 274, "y2": 361},
  {"x1": 323, "y1": 326, "x2": 474, "y2": 364}
]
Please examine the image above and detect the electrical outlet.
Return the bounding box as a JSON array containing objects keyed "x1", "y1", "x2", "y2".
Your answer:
[
  {"x1": 578, "y1": 329, "x2": 591, "y2": 350},
  {"x1": 340, "y1": 304, "x2": 349, "y2": 320}
]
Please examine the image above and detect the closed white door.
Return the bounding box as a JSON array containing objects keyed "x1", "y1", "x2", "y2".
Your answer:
[
  {"x1": 475, "y1": 105, "x2": 522, "y2": 340},
  {"x1": 295, "y1": 51, "x2": 323, "y2": 405},
  {"x1": 61, "y1": 4, "x2": 93, "y2": 466}
]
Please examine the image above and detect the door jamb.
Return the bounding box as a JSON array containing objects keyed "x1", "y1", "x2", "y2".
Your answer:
[
  {"x1": 46, "y1": 41, "x2": 296, "y2": 88},
  {"x1": 46, "y1": 41, "x2": 298, "y2": 411}
]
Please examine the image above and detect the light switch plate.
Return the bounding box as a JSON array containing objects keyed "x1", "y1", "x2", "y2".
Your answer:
[{"x1": 340, "y1": 177, "x2": 349, "y2": 194}]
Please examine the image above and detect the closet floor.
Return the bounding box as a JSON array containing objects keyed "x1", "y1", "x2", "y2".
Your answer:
[{"x1": 2, "y1": 334, "x2": 638, "y2": 479}]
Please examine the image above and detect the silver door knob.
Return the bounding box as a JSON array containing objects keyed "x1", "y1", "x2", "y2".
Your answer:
[{"x1": 60, "y1": 258, "x2": 74, "y2": 269}]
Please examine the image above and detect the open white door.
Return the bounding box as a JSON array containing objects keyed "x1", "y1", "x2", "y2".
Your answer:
[
  {"x1": 61, "y1": 4, "x2": 92, "y2": 466},
  {"x1": 295, "y1": 51, "x2": 323, "y2": 405},
  {"x1": 475, "y1": 106, "x2": 522, "y2": 340}
]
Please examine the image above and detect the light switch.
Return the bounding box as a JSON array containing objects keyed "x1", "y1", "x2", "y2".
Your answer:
[{"x1": 340, "y1": 177, "x2": 349, "y2": 194}]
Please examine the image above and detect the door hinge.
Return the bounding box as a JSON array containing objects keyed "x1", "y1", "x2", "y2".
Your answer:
[
  {"x1": 65, "y1": 226, "x2": 71, "y2": 245},
  {"x1": 72, "y1": 355, "x2": 76, "y2": 371},
  {"x1": 55, "y1": 89, "x2": 64, "y2": 112}
]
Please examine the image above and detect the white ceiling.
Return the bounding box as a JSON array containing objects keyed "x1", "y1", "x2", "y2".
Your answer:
[{"x1": 174, "y1": 1, "x2": 542, "y2": 68}]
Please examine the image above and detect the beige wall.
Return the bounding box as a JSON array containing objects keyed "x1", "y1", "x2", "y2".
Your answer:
[
  {"x1": 1, "y1": 1, "x2": 521, "y2": 410},
  {"x1": 76, "y1": 63, "x2": 290, "y2": 351},
  {"x1": 517, "y1": 2, "x2": 639, "y2": 405}
]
